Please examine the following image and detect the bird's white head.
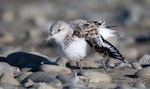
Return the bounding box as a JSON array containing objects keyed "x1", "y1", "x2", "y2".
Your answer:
[{"x1": 47, "y1": 21, "x2": 73, "y2": 42}]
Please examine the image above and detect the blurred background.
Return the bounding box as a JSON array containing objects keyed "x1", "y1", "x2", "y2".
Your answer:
[{"x1": 0, "y1": 0, "x2": 150, "y2": 61}]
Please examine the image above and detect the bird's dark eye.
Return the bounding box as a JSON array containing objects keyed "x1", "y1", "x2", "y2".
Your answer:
[{"x1": 58, "y1": 29, "x2": 60, "y2": 32}]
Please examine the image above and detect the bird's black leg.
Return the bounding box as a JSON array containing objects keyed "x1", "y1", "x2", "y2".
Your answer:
[
  {"x1": 101, "y1": 54, "x2": 107, "y2": 71},
  {"x1": 79, "y1": 59, "x2": 83, "y2": 72},
  {"x1": 77, "y1": 59, "x2": 83, "y2": 76}
]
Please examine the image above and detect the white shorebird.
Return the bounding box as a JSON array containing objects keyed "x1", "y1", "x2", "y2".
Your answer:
[{"x1": 46, "y1": 20, "x2": 126, "y2": 71}]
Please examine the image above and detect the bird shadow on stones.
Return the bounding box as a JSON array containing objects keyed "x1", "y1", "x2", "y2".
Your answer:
[
  {"x1": 0, "y1": 56, "x2": 6, "y2": 62},
  {"x1": 4, "y1": 51, "x2": 57, "y2": 70},
  {"x1": 66, "y1": 63, "x2": 100, "y2": 70},
  {"x1": 141, "y1": 65, "x2": 150, "y2": 68},
  {"x1": 125, "y1": 74, "x2": 138, "y2": 78}
]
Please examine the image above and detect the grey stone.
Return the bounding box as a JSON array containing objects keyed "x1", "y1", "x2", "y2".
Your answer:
[
  {"x1": 22, "y1": 72, "x2": 62, "y2": 87},
  {"x1": 15, "y1": 72, "x2": 32, "y2": 83},
  {"x1": 88, "y1": 83, "x2": 117, "y2": 89},
  {"x1": 0, "y1": 62, "x2": 18, "y2": 76},
  {"x1": 78, "y1": 60, "x2": 100, "y2": 68},
  {"x1": 69, "y1": 59, "x2": 100, "y2": 69},
  {"x1": 80, "y1": 70, "x2": 112, "y2": 83},
  {"x1": 131, "y1": 62, "x2": 142, "y2": 70},
  {"x1": 139, "y1": 55, "x2": 150, "y2": 66},
  {"x1": 28, "y1": 82, "x2": 57, "y2": 89},
  {"x1": 40, "y1": 64, "x2": 72, "y2": 75},
  {"x1": 56, "y1": 57, "x2": 68, "y2": 67},
  {"x1": 134, "y1": 81, "x2": 146, "y2": 89},
  {"x1": 0, "y1": 73, "x2": 20, "y2": 85},
  {"x1": 107, "y1": 58, "x2": 119, "y2": 68},
  {"x1": 116, "y1": 62, "x2": 133, "y2": 69},
  {"x1": 56, "y1": 74, "x2": 72, "y2": 84},
  {"x1": 63, "y1": 84, "x2": 88, "y2": 89},
  {"x1": 20, "y1": 68, "x2": 33, "y2": 72},
  {"x1": 0, "y1": 83, "x2": 18, "y2": 89},
  {"x1": 135, "y1": 67, "x2": 150, "y2": 79},
  {"x1": 116, "y1": 84, "x2": 133, "y2": 89}
]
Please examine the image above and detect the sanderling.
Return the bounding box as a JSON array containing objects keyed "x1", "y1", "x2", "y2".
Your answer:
[{"x1": 46, "y1": 19, "x2": 126, "y2": 71}]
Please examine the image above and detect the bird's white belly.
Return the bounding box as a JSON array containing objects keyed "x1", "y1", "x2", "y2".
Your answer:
[{"x1": 63, "y1": 38, "x2": 93, "y2": 61}]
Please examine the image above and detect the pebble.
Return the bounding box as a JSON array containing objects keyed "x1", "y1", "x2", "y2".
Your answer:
[
  {"x1": 28, "y1": 82, "x2": 56, "y2": 89},
  {"x1": 107, "y1": 58, "x2": 119, "y2": 68},
  {"x1": 15, "y1": 72, "x2": 32, "y2": 83},
  {"x1": 0, "y1": 73, "x2": 20, "y2": 85},
  {"x1": 5, "y1": 52, "x2": 51, "y2": 68},
  {"x1": 135, "y1": 67, "x2": 150, "y2": 79},
  {"x1": 0, "y1": 62, "x2": 19, "y2": 76},
  {"x1": 78, "y1": 60, "x2": 100, "y2": 68},
  {"x1": 81, "y1": 70, "x2": 112, "y2": 83},
  {"x1": 0, "y1": 83, "x2": 18, "y2": 89},
  {"x1": 88, "y1": 83, "x2": 116, "y2": 89},
  {"x1": 69, "y1": 60, "x2": 100, "y2": 69},
  {"x1": 20, "y1": 68, "x2": 33, "y2": 72},
  {"x1": 134, "y1": 81, "x2": 146, "y2": 89},
  {"x1": 55, "y1": 57, "x2": 68, "y2": 67},
  {"x1": 24, "y1": 79, "x2": 34, "y2": 88},
  {"x1": 56, "y1": 74, "x2": 72, "y2": 84},
  {"x1": 138, "y1": 54, "x2": 150, "y2": 67},
  {"x1": 39, "y1": 64, "x2": 72, "y2": 75},
  {"x1": 68, "y1": 61, "x2": 77, "y2": 67},
  {"x1": 63, "y1": 84, "x2": 88, "y2": 89},
  {"x1": 131, "y1": 62, "x2": 142, "y2": 70},
  {"x1": 116, "y1": 84, "x2": 133, "y2": 89},
  {"x1": 22, "y1": 72, "x2": 62, "y2": 87},
  {"x1": 117, "y1": 62, "x2": 133, "y2": 69}
]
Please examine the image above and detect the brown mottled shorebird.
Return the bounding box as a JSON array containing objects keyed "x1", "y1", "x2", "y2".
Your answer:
[{"x1": 46, "y1": 19, "x2": 126, "y2": 71}]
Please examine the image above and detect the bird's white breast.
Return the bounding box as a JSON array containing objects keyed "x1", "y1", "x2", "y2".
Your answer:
[{"x1": 63, "y1": 37, "x2": 93, "y2": 61}]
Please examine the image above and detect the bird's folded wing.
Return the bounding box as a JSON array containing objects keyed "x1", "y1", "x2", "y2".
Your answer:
[
  {"x1": 71, "y1": 21, "x2": 125, "y2": 62},
  {"x1": 87, "y1": 35, "x2": 125, "y2": 62}
]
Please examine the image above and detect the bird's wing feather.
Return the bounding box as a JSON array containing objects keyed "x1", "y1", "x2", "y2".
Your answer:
[
  {"x1": 90, "y1": 21, "x2": 121, "y2": 39},
  {"x1": 70, "y1": 21, "x2": 125, "y2": 62}
]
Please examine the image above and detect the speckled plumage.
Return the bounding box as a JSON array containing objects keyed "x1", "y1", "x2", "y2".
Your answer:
[{"x1": 46, "y1": 20, "x2": 125, "y2": 63}]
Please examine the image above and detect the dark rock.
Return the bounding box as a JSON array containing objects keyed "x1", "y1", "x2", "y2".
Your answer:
[{"x1": 22, "y1": 72, "x2": 62, "y2": 87}]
